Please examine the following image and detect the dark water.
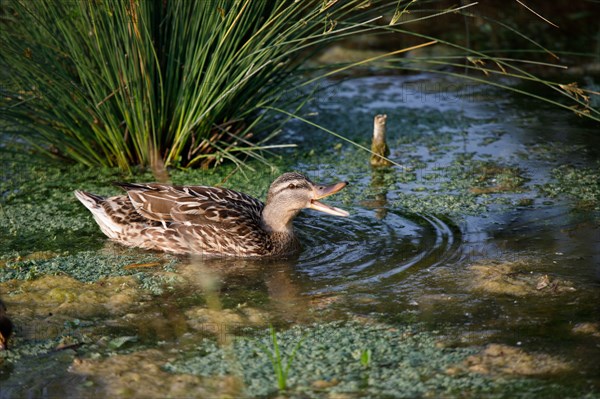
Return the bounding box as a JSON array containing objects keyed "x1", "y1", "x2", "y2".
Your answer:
[{"x1": 296, "y1": 209, "x2": 460, "y2": 294}]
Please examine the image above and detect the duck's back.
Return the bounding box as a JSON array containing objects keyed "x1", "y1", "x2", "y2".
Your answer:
[{"x1": 118, "y1": 183, "x2": 264, "y2": 227}]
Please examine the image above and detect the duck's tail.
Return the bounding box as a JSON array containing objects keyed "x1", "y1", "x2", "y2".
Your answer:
[{"x1": 74, "y1": 190, "x2": 122, "y2": 239}]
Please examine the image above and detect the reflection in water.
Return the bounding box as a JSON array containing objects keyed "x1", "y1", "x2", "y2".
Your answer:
[
  {"x1": 363, "y1": 168, "x2": 390, "y2": 220},
  {"x1": 171, "y1": 203, "x2": 462, "y2": 328},
  {"x1": 176, "y1": 255, "x2": 312, "y2": 327}
]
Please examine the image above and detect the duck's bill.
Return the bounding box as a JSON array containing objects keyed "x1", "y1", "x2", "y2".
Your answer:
[
  {"x1": 309, "y1": 200, "x2": 349, "y2": 217},
  {"x1": 310, "y1": 181, "x2": 349, "y2": 217}
]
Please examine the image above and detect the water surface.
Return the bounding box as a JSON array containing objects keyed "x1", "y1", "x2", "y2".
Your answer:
[{"x1": 1, "y1": 74, "x2": 599, "y2": 397}]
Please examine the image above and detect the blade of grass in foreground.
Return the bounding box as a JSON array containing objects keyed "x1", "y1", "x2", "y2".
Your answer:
[{"x1": 255, "y1": 326, "x2": 305, "y2": 392}]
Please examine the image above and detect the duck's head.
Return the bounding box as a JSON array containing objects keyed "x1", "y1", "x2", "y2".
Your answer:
[{"x1": 262, "y1": 172, "x2": 349, "y2": 232}]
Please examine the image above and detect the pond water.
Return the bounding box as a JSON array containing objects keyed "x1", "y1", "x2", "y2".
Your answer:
[{"x1": 1, "y1": 74, "x2": 599, "y2": 398}]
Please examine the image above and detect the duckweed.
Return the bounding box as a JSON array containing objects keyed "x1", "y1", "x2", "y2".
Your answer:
[
  {"x1": 0, "y1": 251, "x2": 179, "y2": 295},
  {"x1": 163, "y1": 322, "x2": 594, "y2": 398},
  {"x1": 539, "y1": 163, "x2": 600, "y2": 210},
  {"x1": 1, "y1": 75, "x2": 599, "y2": 399}
]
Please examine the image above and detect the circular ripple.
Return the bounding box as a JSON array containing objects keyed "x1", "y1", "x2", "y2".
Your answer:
[{"x1": 295, "y1": 208, "x2": 461, "y2": 294}]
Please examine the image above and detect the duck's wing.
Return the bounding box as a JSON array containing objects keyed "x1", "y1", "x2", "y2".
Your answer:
[
  {"x1": 115, "y1": 182, "x2": 264, "y2": 226},
  {"x1": 114, "y1": 183, "x2": 181, "y2": 224},
  {"x1": 172, "y1": 185, "x2": 264, "y2": 225}
]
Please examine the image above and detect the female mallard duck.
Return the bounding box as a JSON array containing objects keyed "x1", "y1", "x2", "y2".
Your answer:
[{"x1": 74, "y1": 172, "x2": 348, "y2": 257}]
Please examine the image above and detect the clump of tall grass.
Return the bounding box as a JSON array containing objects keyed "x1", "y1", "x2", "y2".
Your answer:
[
  {"x1": 1, "y1": 1, "x2": 597, "y2": 172},
  {"x1": 0, "y1": 0, "x2": 391, "y2": 170}
]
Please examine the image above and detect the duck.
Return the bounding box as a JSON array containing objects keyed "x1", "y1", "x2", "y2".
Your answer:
[
  {"x1": 0, "y1": 299, "x2": 13, "y2": 350},
  {"x1": 74, "y1": 172, "x2": 349, "y2": 257}
]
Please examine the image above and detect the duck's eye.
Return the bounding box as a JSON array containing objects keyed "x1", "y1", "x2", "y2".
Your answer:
[{"x1": 287, "y1": 183, "x2": 296, "y2": 189}]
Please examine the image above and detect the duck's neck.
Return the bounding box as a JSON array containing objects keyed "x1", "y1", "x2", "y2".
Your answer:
[
  {"x1": 261, "y1": 202, "x2": 300, "y2": 234},
  {"x1": 261, "y1": 203, "x2": 302, "y2": 256}
]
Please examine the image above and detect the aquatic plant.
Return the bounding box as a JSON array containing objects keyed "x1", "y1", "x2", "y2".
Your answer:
[
  {"x1": 360, "y1": 348, "x2": 372, "y2": 368},
  {"x1": 164, "y1": 322, "x2": 597, "y2": 398},
  {"x1": 255, "y1": 325, "x2": 305, "y2": 392},
  {"x1": 0, "y1": 0, "x2": 395, "y2": 170}
]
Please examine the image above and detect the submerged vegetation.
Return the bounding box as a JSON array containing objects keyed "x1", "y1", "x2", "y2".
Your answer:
[
  {"x1": 540, "y1": 163, "x2": 600, "y2": 210},
  {"x1": 163, "y1": 322, "x2": 591, "y2": 398},
  {"x1": 1, "y1": 0, "x2": 598, "y2": 171}
]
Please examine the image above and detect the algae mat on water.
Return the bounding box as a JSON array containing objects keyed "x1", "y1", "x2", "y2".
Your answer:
[
  {"x1": 160, "y1": 322, "x2": 590, "y2": 398},
  {"x1": 1, "y1": 320, "x2": 596, "y2": 398},
  {"x1": 0, "y1": 251, "x2": 179, "y2": 295}
]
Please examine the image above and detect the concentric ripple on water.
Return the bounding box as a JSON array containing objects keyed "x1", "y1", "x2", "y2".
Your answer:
[{"x1": 295, "y1": 208, "x2": 462, "y2": 294}]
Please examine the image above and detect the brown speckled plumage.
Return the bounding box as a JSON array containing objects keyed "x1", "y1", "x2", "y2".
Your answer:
[{"x1": 75, "y1": 172, "x2": 349, "y2": 257}]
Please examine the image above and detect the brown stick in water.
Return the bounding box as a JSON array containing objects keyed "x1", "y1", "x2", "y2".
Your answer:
[{"x1": 370, "y1": 114, "x2": 392, "y2": 167}]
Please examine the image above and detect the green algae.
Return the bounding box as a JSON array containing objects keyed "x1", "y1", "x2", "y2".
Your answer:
[
  {"x1": 70, "y1": 348, "x2": 222, "y2": 399},
  {"x1": 522, "y1": 142, "x2": 591, "y2": 162},
  {"x1": 164, "y1": 322, "x2": 475, "y2": 397},
  {"x1": 391, "y1": 192, "x2": 488, "y2": 215},
  {"x1": 0, "y1": 333, "x2": 85, "y2": 363},
  {"x1": 0, "y1": 250, "x2": 179, "y2": 296},
  {"x1": 539, "y1": 163, "x2": 600, "y2": 210},
  {"x1": 443, "y1": 159, "x2": 527, "y2": 195},
  {"x1": 0, "y1": 151, "x2": 279, "y2": 252},
  {"x1": 288, "y1": 103, "x2": 534, "y2": 217},
  {"x1": 0, "y1": 96, "x2": 580, "y2": 237},
  {"x1": 467, "y1": 260, "x2": 577, "y2": 297},
  {"x1": 163, "y1": 322, "x2": 595, "y2": 398},
  {"x1": 363, "y1": 156, "x2": 527, "y2": 216}
]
